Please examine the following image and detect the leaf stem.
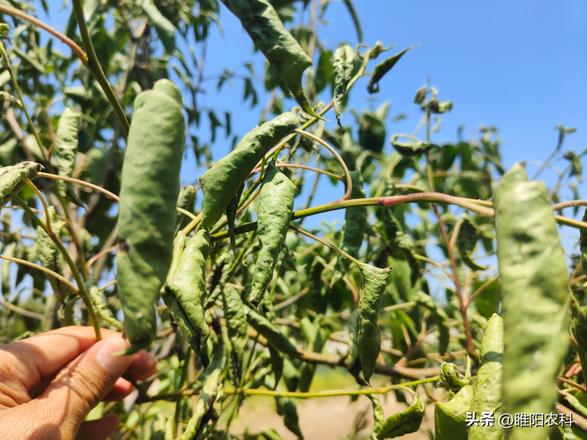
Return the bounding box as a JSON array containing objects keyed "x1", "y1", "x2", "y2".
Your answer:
[
  {"x1": 0, "y1": 42, "x2": 49, "y2": 162},
  {"x1": 36, "y1": 172, "x2": 119, "y2": 201},
  {"x1": 0, "y1": 4, "x2": 87, "y2": 63},
  {"x1": 0, "y1": 254, "x2": 78, "y2": 292},
  {"x1": 289, "y1": 225, "x2": 362, "y2": 267},
  {"x1": 223, "y1": 376, "x2": 439, "y2": 399},
  {"x1": 72, "y1": 0, "x2": 130, "y2": 135},
  {"x1": 16, "y1": 198, "x2": 102, "y2": 338},
  {"x1": 294, "y1": 128, "x2": 353, "y2": 200}
]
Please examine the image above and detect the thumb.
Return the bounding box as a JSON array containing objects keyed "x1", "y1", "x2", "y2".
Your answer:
[{"x1": 36, "y1": 336, "x2": 134, "y2": 437}]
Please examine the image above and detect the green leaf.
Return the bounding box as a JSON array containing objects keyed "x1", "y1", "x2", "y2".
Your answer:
[
  {"x1": 200, "y1": 112, "x2": 298, "y2": 229},
  {"x1": 456, "y1": 217, "x2": 487, "y2": 271},
  {"x1": 35, "y1": 206, "x2": 65, "y2": 275},
  {"x1": 117, "y1": 79, "x2": 185, "y2": 349},
  {"x1": 332, "y1": 44, "x2": 359, "y2": 124},
  {"x1": 469, "y1": 313, "x2": 504, "y2": 440},
  {"x1": 356, "y1": 103, "x2": 388, "y2": 153},
  {"x1": 247, "y1": 305, "x2": 298, "y2": 357},
  {"x1": 373, "y1": 391, "x2": 425, "y2": 439},
  {"x1": 434, "y1": 385, "x2": 473, "y2": 440},
  {"x1": 180, "y1": 359, "x2": 223, "y2": 439},
  {"x1": 249, "y1": 164, "x2": 296, "y2": 304},
  {"x1": 222, "y1": 285, "x2": 247, "y2": 379},
  {"x1": 141, "y1": 0, "x2": 177, "y2": 53},
  {"x1": 176, "y1": 185, "x2": 197, "y2": 232},
  {"x1": 494, "y1": 163, "x2": 570, "y2": 440},
  {"x1": 390, "y1": 134, "x2": 433, "y2": 157},
  {"x1": 439, "y1": 363, "x2": 470, "y2": 393},
  {"x1": 357, "y1": 263, "x2": 392, "y2": 381},
  {"x1": 275, "y1": 397, "x2": 303, "y2": 438},
  {"x1": 341, "y1": 0, "x2": 363, "y2": 42},
  {"x1": 0, "y1": 162, "x2": 42, "y2": 207},
  {"x1": 367, "y1": 47, "x2": 410, "y2": 94},
  {"x1": 162, "y1": 231, "x2": 211, "y2": 365},
  {"x1": 222, "y1": 0, "x2": 314, "y2": 115},
  {"x1": 52, "y1": 107, "x2": 80, "y2": 197},
  {"x1": 332, "y1": 170, "x2": 366, "y2": 286}
]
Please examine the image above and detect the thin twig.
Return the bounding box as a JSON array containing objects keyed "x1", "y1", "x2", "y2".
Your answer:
[
  {"x1": 72, "y1": 0, "x2": 130, "y2": 135},
  {"x1": 0, "y1": 4, "x2": 87, "y2": 62}
]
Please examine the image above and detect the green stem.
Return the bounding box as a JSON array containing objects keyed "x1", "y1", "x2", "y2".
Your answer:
[
  {"x1": 72, "y1": 0, "x2": 130, "y2": 135},
  {"x1": 16, "y1": 198, "x2": 102, "y2": 338},
  {"x1": 0, "y1": 42, "x2": 49, "y2": 162},
  {"x1": 0, "y1": 5, "x2": 87, "y2": 62},
  {"x1": 224, "y1": 376, "x2": 439, "y2": 399},
  {"x1": 211, "y1": 192, "x2": 495, "y2": 241},
  {"x1": 0, "y1": 254, "x2": 78, "y2": 292},
  {"x1": 289, "y1": 225, "x2": 362, "y2": 267}
]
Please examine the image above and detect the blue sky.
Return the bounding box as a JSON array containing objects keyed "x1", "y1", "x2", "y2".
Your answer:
[
  {"x1": 37, "y1": 1, "x2": 585, "y2": 223},
  {"x1": 203, "y1": 0, "x2": 586, "y2": 166},
  {"x1": 196, "y1": 0, "x2": 586, "y2": 225}
]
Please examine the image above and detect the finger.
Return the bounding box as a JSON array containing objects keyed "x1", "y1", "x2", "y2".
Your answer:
[
  {"x1": 0, "y1": 326, "x2": 119, "y2": 391},
  {"x1": 77, "y1": 415, "x2": 119, "y2": 440},
  {"x1": 126, "y1": 349, "x2": 157, "y2": 381},
  {"x1": 36, "y1": 336, "x2": 135, "y2": 437},
  {"x1": 104, "y1": 377, "x2": 133, "y2": 401}
]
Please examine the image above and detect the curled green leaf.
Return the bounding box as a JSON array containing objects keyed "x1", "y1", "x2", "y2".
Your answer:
[
  {"x1": 439, "y1": 363, "x2": 469, "y2": 393},
  {"x1": 469, "y1": 313, "x2": 504, "y2": 440},
  {"x1": 373, "y1": 391, "x2": 425, "y2": 439},
  {"x1": 249, "y1": 164, "x2": 296, "y2": 304},
  {"x1": 36, "y1": 206, "x2": 64, "y2": 276},
  {"x1": 52, "y1": 107, "x2": 80, "y2": 197},
  {"x1": 88, "y1": 286, "x2": 121, "y2": 330},
  {"x1": 332, "y1": 171, "x2": 366, "y2": 287},
  {"x1": 176, "y1": 184, "x2": 197, "y2": 232},
  {"x1": 0, "y1": 162, "x2": 42, "y2": 207},
  {"x1": 276, "y1": 397, "x2": 303, "y2": 439},
  {"x1": 342, "y1": 0, "x2": 362, "y2": 42},
  {"x1": 247, "y1": 305, "x2": 298, "y2": 357},
  {"x1": 332, "y1": 44, "x2": 359, "y2": 124},
  {"x1": 456, "y1": 217, "x2": 487, "y2": 271},
  {"x1": 221, "y1": 0, "x2": 314, "y2": 115},
  {"x1": 117, "y1": 79, "x2": 185, "y2": 349},
  {"x1": 357, "y1": 263, "x2": 392, "y2": 381},
  {"x1": 390, "y1": 134, "x2": 433, "y2": 157},
  {"x1": 367, "y1": 47, "x2": 410, "y2": 94},
  {"x1": 162, "y1": 230, "x2": 210, "y2": 364},
  {"x1": 494, "y1": 164, "x2": 570, "y2": 440},
  {"x1": 434, "y1": 385, "x2": 473, "y2": 440},
  {"x1": 222, "y1": 285, "x2": 247, "y2": 379},
  {"x1": 200, "y1": 112, "x2": 298, "y2": 230},
  {"x1": 141, "y1": 0, "x2": 177, "y2": 53},
  {"x1": 180, "y1": 360, "x2": 223, "y2": 440}
]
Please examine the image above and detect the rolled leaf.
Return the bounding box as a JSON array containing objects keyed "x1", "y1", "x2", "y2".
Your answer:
[
  {"x1": 199, "y1": 112, "x2": 298, "y2": 229},
  {"x1": 494, "y1": 163, "x2": 570, "y2": 440},
  {"x1": 117, "y1": 79, "x2": 185, "y2": 349},
  {"x1": 332, "y1": 44, "x2": 359, "y2": 124},
  {"x1": 0, "y1": 162, "x2": 42, "y2": 207},
  {"x1": 52, "y1": 107, "x2": 80, "y2": 196},
  {"x1": 373, "y1": 391, "x2": 425, "y2": 439},
  {"x1": 162, "y1": 230, "x2": 210, "y2": 364},
  {"x1": 468, "y1": 313, "x2": 504, "y2": 440},
  {"x1": 434, "y1": 385, "x2": 473, "y2": 440},
  {"x1": 249, "y1": 164, "x2": 296, "y2": 304},
  {"x1": 367, "y1": 47, "x2": 410, "y2": 94},
  {"x1": 357, "y1": 263, "x2": 392, "y2": 381},
  {"x1": 221, "y1": 0, "x2": 314, "y2": 114}
]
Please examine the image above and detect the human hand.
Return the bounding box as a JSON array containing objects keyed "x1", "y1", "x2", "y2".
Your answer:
[{"x1": 0, "y1": 326, "x2": 156, "y2": 440}]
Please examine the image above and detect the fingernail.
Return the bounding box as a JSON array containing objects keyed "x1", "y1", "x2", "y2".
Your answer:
[{"x1": 95, "y1": 337, "x2": 131, "y2": 374}]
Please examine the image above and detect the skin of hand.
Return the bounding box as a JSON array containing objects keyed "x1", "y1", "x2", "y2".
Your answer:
[{"x1": 0, "y1": 326, "x2": 157, "y2": 440}]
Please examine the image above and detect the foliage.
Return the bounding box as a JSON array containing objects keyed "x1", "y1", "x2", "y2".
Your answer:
[{"x1": 0, "y1": 1, "x2": 585, "y2": 439}]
